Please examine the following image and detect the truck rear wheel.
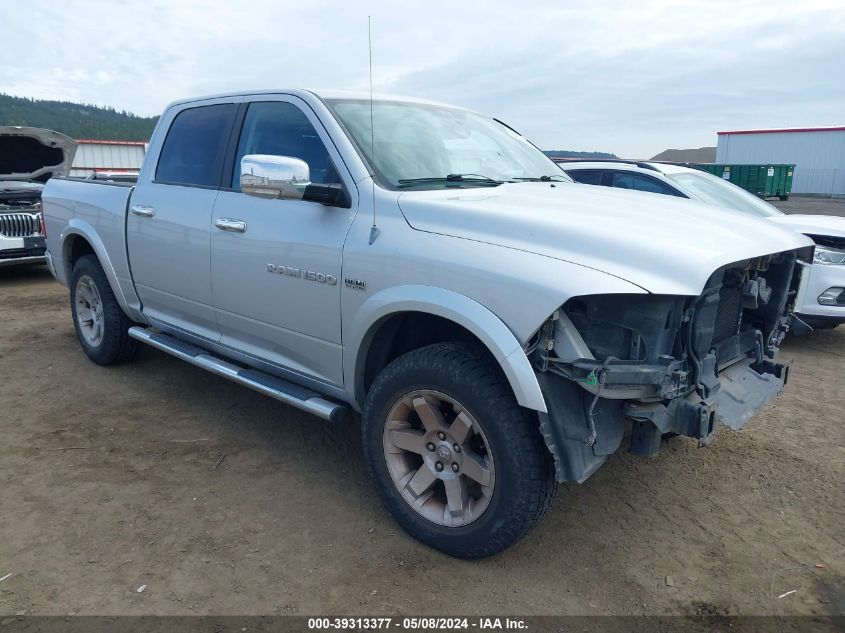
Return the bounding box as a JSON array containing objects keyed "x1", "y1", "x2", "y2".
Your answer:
[
  {"x1": 362, "y1": 342, "x2": 557, "y2": 558},
  {"x1": 70, "y1": 255, "x2": 138, "y2": 365}
]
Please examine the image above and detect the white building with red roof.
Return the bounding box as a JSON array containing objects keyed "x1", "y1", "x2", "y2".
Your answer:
[{"x1": 69, "y1": 138, "x2": 147, "y2": 178}]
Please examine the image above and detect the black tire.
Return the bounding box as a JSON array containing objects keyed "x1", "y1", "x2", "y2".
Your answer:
[
  {"x1": 362, "y1": 342, "x2": 557, "y2": 559},
  {"x1": 70, "y1": 255, "x2": 138, "y2": 365},
  {"x1": 779, "y1": 195, "x2": 789, "y2": 201}
]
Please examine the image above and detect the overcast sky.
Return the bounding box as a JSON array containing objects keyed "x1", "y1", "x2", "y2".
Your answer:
[{"x1": 2, "y1": 0, "x2": 843, "y2": 157}]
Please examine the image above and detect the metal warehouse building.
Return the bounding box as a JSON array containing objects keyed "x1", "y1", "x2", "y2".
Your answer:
[
  {"x1": 716, "y1": 126, "x2": 845, "y2": 197},
  {"x1": 69, "y1": 139, "x2": 147, "y2": 178}
]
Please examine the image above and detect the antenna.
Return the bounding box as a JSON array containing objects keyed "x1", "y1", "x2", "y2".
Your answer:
[{"x1": 368, "y1": 15, "x2": 380, "y2": 245}]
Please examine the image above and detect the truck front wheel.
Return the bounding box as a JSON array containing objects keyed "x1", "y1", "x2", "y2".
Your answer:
[
  {"x1": 362, "y1": 342, "x2": 557, "y2": 558},
  {"x1": 70, "y1": 255, "x2": 138, "y2": 365}
]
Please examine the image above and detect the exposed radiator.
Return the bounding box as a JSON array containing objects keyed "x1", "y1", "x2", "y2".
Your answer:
[{"x1": 713, "y1": 285, "x2": 743, "y2": 342}]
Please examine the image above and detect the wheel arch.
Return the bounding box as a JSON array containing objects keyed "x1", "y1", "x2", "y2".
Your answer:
[
  {"x1": 64, "y1": 233, "x2": 96, "y2": 276},
  {"x1": 345, "y1": 286, "x2": 547, "y2": 414},
  {"x1": 60, "y1": 221, "x2": 137, "y2": 320}
]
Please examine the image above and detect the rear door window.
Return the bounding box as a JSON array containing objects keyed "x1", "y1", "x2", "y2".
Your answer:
[
  {"x1": 611, "y1": 172, "x2": 636, "y2": 190},
  {"x1": 612, "y1": 171, "x2": 683, "y2": 196},
  {"x1": 155, "y1": 104, "x2": 236, "y2": 187},
  {"x1": 567, "y1": 169, "x2": 607, "y2": 186}
]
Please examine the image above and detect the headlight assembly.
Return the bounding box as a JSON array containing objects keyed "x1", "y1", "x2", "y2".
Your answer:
[{"x1": 813, "y1": 245, "x2": 845, "y2": 266}]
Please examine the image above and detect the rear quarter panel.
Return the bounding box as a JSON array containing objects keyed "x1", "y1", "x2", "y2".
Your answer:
[{"x1": 42, "y1": 178, "x2": 144, "y2": 320}]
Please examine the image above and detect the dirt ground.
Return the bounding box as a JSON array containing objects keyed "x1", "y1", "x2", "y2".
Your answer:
[{"x1": 0, "y1": 216, "x2": 843, "y2": 617}]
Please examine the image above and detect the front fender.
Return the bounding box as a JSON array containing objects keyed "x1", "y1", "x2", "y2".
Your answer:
[{"x1": 345, "y1": 285, "x2": 547, "y2": 414}]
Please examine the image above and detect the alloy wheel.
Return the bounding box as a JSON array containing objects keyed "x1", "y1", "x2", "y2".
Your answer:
[
  {"x1": 74, "y1": 274, "x2": 105, "y2": 347},
  {"x1": 382, "y1": 390, "x2": 495, "y2": 527}
]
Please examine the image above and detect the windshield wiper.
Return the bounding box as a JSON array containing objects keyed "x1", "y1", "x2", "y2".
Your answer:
[
  {"x1": 398, "y1": 173, "x2": 503, "y2": 187},
  {"x1": 510, "y1": 175, "x2": 569, "y2": 182}
]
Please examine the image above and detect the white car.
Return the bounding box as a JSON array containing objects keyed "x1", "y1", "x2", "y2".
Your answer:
[
  {"x1": 1, "y1": 126, "x2": 77, "y2": 267},
  {"x1": 556, "y1": 160, "x2": 845, "y2": 329}
]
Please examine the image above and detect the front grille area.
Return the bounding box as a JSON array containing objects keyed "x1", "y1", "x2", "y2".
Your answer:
[
  {"x1": 0, "y1": 213, "x2": 40, "y2": 238},
  {"x1": 809, "y1": 234, "x2": 845, "y2": 250}
]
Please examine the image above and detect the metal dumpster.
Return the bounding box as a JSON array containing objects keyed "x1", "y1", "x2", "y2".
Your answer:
[{"x1": 691, "y1": 164, "x2": 795, "y2": 200}]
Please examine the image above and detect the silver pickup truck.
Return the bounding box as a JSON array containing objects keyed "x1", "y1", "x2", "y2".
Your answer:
[{"x1": 43, "y1": 89, "x2": 813, "y2": 558}]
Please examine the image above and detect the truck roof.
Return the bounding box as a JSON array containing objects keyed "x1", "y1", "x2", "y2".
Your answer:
[
  {"x1": 554, "y1": 159, "x2": 698, "y2": 175},
  {"x1": 166, "y1": 89, "x2": 469, "y2": 112}
]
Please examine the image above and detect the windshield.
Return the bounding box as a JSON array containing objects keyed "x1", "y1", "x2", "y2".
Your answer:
[
  {"x1": 325, "y1": 99, "x2": 572, "y2": 189},
  {"x1": 666, "y1": 170, "x2": 783, "y2": 218}
]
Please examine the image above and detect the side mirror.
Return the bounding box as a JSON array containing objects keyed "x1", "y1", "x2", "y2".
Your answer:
[{"x1": 240, "y1": 154, "x2": 310, "y2": 200}]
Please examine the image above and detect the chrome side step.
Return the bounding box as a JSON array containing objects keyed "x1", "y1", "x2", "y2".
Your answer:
[{"x1": 128, "y1": 326, "x2": 347, "y2": 422}]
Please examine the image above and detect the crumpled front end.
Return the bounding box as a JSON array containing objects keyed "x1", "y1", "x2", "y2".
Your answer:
[{"x1": 531, "y1": 247, "x2": 809, "y2": 483}]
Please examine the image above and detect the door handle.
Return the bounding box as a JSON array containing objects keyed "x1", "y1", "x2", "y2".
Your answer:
[
  {"x1": 215, "y1": 218, "x2": 247, "y2": 233},
  {"x1": 130, "y1": 205, "x2": 155, "y2": 217}
]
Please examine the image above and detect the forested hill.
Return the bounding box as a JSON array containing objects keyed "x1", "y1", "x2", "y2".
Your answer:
[
  {"x1": 0, "y1": 94, "x2": 157, "y2": 141},
  {"x1": 1, "y1": 94, "x2": 621, "y2": 151},
  {"x1": 543, "y1": 150, "x2": 618, "y2": 159}
]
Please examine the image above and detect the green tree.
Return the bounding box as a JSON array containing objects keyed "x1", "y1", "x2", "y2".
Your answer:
[{"x1": 0, "y1": 94, "x2": 157, "y2": 141}]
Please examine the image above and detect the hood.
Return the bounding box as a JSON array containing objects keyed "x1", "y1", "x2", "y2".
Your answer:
[
  {"x1": 397, "y1": 182, "x2": 814, "y2": 296},
  {"x1": 0, "y1": 180, "x2": 43, "y2": 197},
  {"x1": 768, "y1": 213, "x2": 845, "y2": 239},
  {"x1": 0, "y1": 126, "x2": 78, "y2": 182}
]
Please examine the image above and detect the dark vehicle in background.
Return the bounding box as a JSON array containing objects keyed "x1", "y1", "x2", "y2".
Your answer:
[{"x1": 0, "y1": 126, "x2": 77, "y2": 267}]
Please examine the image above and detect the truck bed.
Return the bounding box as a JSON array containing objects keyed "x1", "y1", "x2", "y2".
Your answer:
[{"x1": 42, "y1": 177, "x2": 137, "y2": 305}]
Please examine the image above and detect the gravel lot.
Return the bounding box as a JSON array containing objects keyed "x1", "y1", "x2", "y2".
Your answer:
[
  {"x1": 0, "y1": 198, "x2": 842, "y2": 618},
  {"x1": 773, "y1": 196, "x2": 845, "y2": 216}
]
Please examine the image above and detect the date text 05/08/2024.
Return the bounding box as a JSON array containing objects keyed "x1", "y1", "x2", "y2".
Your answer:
[{"x1": 307, "y1": 617, "x2": 528, "y2": 630}]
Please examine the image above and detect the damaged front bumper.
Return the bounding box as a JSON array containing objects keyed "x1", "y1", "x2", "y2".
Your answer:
[
  {"x1": 625, "y1": 357, "x2": 789, "y2": 453},
  {"x1": 532, "y1": 249, "x2": 804, "y2": 483},
  {"x1": 536, "y1": 349, "x2": 792, "y2": 485},
  {"x1": 536, "y1": 356, "x2": 790, "y2": 483}
]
